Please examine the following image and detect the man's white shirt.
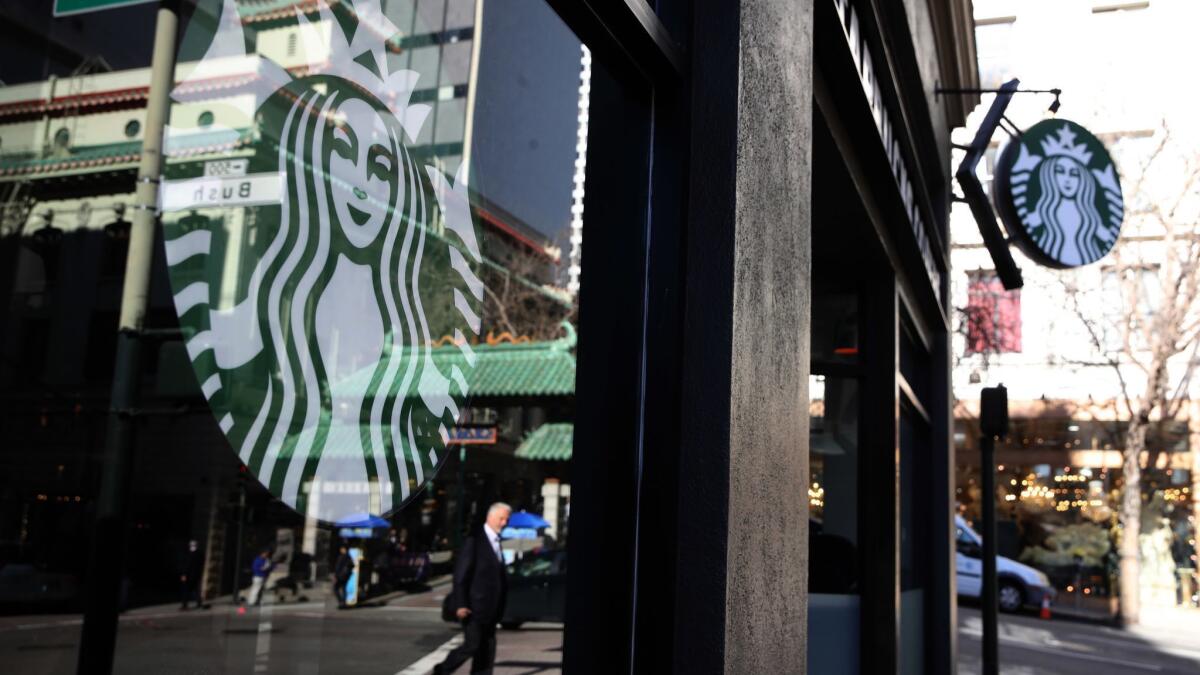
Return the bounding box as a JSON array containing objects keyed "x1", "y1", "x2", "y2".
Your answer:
[{"x1": 483, "y1": 523, "x2": 503, "y2": 562}]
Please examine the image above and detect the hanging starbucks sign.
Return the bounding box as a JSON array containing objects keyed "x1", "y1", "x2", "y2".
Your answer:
[{"x1": 993, "y1": 119, "x2": 1124, "y2": 269}]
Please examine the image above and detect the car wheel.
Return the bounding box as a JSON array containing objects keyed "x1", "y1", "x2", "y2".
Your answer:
[
  {"x1": 998, "y1": 581, "x2": 1024, "y2": 612},
  {"x1": 500, "y1": 621, "x2": 523, "y2": 630}
]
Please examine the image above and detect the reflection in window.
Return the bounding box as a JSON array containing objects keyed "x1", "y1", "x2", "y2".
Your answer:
[
  {"x1": 811, "y1": 293, "x2": 858, "y2": 364},
  {"x1": 0, "y1": 0, "x2": 588, "y2": 670},
  {"x1": 809, "y1": 375, "x2": 859, "y2": 594}
]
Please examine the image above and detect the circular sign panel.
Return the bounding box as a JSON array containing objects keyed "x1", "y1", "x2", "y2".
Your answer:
[
  {"x1": 165, "y1": 0, "x2": 483, "y2": 522},
  {"x1": 994, "y1": 119, "x2": 1124, "y2": 269}
]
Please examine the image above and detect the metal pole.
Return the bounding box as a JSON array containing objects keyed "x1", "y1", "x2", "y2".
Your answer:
[
  {"x1": 980, "y1": 432, "x2": 999, "y2": 675},
  {"x1": 455, "y1": 445, "x2": 466, "y2": 549},
  {"x1": 76, "y1": 3, "x2": 177, "y2": 673},
  {"x1": 231, "y1": 483, "x2": 246, "y2": 605}
]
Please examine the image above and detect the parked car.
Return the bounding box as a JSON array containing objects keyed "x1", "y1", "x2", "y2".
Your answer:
[
  {"x1": 501, "y1": 549, "x2": 566, "y2": 629},
  {"x1": 956, "y1": 515, "x2": 1056, "y2": 612},
  {"x1": 0, "y1": 563, "x2": 79, "y2": 608}
]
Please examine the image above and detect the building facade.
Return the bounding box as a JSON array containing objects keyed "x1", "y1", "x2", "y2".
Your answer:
[{"x1": 0, "y1": 0, "x2": 978, "y2": 672}]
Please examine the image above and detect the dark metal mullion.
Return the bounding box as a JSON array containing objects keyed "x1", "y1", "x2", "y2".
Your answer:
[
  {"x1": 929, "y1": 301, "x2": 957, "y2": 675},
  {"x1": 544, "y1": 0, "x2": 685, "y2": 85},
  {"x1": 859, "y1": 273, "x2": 900, "y2": 674},
  {"x1": 629, "y1": 51, "x2": 692, "y2": 669},
  {"x1": 898, "y1": 372, "x2": 931, "y2": 426},
  {"x1": 561, "y1": 55, "x2": 654, "y2": 675}
]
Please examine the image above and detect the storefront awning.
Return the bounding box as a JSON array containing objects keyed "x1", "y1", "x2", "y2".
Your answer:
[{"x1": 515, "y1": 423, "x2": 573, "y2": 461}]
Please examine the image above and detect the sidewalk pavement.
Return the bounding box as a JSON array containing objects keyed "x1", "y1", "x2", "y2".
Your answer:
[
  {"x1": 399, "y1": 623, "x2": 563, "y2": 675},
  {"x1": 488, "y1": 624, "x2": 563, "y2": 675},
  {"x1": 1133, "y1": 604, "x2": 1200, "y2": 644},
  {"x1": 388, "y1": 586, "x2": 563, "y2": 674}
]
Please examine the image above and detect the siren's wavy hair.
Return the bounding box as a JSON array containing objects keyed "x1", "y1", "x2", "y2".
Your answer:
[
  {"x1": 238, "y1": 86, "x2": 445, "y2": 515},
  {"x1": 1034, "y1": 155, "x2": 1105, "y2": 264}
]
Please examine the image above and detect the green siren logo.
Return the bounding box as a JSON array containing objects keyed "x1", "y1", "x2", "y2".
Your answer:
[
  {"x1": 163, "y1": 0, "x2": 483, "y2": 521},
  {"x1": 994, "y1": 119, "x2": 1124, "y2": 269}
]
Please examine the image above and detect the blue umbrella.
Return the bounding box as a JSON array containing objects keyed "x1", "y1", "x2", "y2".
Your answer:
[
  {"x1": 334, "y1": 513, "x2": 390, "y2": 529},
  {"x1": 507, "y1": 511, "x2": 550, "y2": 529},
  {"x1": 501, "y1": 527, "x2": 539, "y2": 540}
]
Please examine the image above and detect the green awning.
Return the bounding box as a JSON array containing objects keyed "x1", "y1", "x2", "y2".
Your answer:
[{"x1": 515, "y1": 423, "x2": 574, "y2": 461}]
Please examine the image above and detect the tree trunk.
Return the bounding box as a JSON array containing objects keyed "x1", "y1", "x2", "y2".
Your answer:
[
  {"x1": 1193, "y1": 439, "x2": 1200, "y2": 593},
  {"x1": 1119, "y1": 420, "x2": 1146, "y2": 625}
]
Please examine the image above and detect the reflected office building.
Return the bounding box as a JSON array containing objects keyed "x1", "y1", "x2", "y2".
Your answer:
[{"x1": 2, "y1": 0, "x2": 981, "y2": 673}]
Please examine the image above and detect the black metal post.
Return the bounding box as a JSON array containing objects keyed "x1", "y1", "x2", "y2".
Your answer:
[
  {"x1": 76, "y1": 330, "x2": 141, "y2": 674},
  {"x1": 980, "y1": 431, "x2": 999, "y2": 675}
]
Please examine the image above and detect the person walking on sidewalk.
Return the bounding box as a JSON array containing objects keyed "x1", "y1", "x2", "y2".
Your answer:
[
  {"x1": 333, "y1": 546, "x2": 353, "y2": 608},
  {"x1": 247, "y1": 549, "x2": 274, "y2": 606},
  {"x1": 434, "y1": 502, "x2": 511, "y2": 675},
  {"x1": 178, "y1": 539, "x2": 206, "y2": 610}
]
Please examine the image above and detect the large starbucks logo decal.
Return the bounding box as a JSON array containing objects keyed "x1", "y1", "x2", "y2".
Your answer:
[
  {"x1": 994, "y1": 119, "x2": 1124, "y2": 269},
  {"x1": 163, "y1": 0, "x2": 482, "y2": 521}
]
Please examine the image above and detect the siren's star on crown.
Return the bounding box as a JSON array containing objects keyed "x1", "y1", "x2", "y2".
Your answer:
[{"x1": 1040, "y1": 125, "x2": 1094, "y2": 165}]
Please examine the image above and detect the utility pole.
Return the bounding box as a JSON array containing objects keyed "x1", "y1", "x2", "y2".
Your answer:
[
  {"x1": 76, "y1": 2, "x2": 178, "y2": 673},
  {"x1": 979, "y1": 385, "x2": 1009, "y2": 675}
]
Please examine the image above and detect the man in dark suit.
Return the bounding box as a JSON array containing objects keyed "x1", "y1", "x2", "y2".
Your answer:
[
  {"x1": 434, "y1": 502, "x2": 511, "y2": 675},
  {"x1": 178, "y1": 539, "x2": 206, "y2": 610}
]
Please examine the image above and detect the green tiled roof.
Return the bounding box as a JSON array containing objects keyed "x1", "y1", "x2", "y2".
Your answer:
[
  {"x1": 0, "y1": 141, "x2": 139, "y2": 179},
  {"x1": 0, "y1": 130, "x2": 254, "y2": 181},
  {"x1": 451, "y1": 340, "x2": 575, "y2": 397},
  {"x1": 331, "y1": 323, "x2": 577, "y2": 400},
  {"x1": 515, "y1": 423, "x2": 574, "y2": 461}
]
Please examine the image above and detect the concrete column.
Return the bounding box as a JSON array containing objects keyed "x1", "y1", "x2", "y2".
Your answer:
[
  {"x1": 678, "y1": 0, "x2": 813, "y2": 672},
  {"x1": 302, "y1": 478, "x2": 322, "y2": 556}
]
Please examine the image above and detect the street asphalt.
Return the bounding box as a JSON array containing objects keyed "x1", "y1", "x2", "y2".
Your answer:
[
  {"x1": 958, "y1": 605, "x2": 1200, "y2": 674},
  {"x1": 6, "y1": 591, "x2": 1198, "y2": 674},
  {"x1": 2, "y1": 593, "x2": 458, "y2": 675}
]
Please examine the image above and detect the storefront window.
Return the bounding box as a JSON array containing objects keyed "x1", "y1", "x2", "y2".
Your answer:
[{"x1": 1, "y1": 0, "x2": 590, "y2": 671}]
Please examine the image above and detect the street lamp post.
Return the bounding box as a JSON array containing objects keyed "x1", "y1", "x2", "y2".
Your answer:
[{"x1": 75, "y1": 2, "x2": 178, "y2": 673}]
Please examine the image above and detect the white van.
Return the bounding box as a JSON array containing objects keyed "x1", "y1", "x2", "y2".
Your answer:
[{"x1": 956, "y1": 515, "x2": 1056, "y2": 612}]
